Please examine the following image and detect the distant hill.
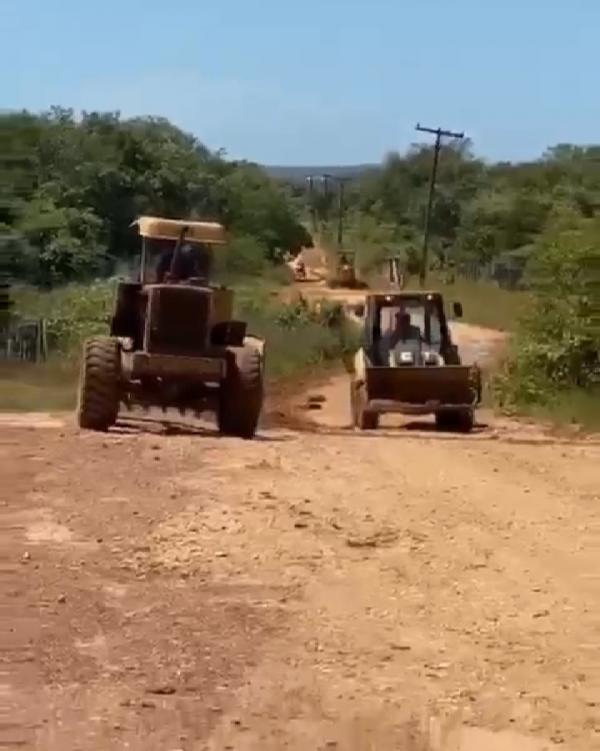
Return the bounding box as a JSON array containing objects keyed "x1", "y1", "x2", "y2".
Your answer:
[{"x1": 263, "y1": 164, "x2": 378, "y2": 183}]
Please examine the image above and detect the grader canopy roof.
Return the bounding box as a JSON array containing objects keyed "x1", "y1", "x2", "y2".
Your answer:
[{"x1": 135, "y1": 216, "x2": 227, "y2": 245}]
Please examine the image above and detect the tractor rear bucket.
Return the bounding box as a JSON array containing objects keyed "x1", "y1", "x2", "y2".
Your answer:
[{"x1": 364, "y1": 365, "x2": 479, "y2": 416}]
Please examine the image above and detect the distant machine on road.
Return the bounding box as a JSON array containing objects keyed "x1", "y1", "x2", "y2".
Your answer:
[{"x1": 326, "y1": 251, "x2": 368, "y2": 290}]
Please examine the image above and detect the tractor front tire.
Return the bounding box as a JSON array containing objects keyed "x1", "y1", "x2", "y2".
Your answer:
[
  {"x1": 77, "y1": 337, "x2": 121, "y2": 431},
  {"x1": 218, "y1": 346, "x2": 264, "y2": 439},
  {"x1": 435, "y1": 408, "x2": 474, "y2": 434},
  {"x1": 350, "y1": 380, "x2": 378, "y2": 430}
]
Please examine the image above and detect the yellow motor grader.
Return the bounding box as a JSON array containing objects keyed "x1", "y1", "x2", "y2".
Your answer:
[{"x1": 76, "y1": 216, "x2": 265, "y2": 438}]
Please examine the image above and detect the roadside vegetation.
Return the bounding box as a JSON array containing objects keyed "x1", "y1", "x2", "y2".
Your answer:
[
  {"x1": 2, "y1": 108, "x2": 599, "y2": 426},
  {"x1": 427, "y1": 276, "x2": 530, "y2": 332},
  {"x1": 1, "y1": 109, "x2": 349, "y2": 410},
  {"x1": 319, "y1": 228, "x2": 530, "y2": 332},
  {"x1": 2, "y1": 108, "x2": 310, "y2": 286},
  {"x1": 493, "y1": 214, "x2": 600, "y2": 429},
  {"x1": 301, "y1": 143, "x2": 600, "y2": 428},
  {"x1": 300, "y1": 141, "x2": 600, "y2": 284}
]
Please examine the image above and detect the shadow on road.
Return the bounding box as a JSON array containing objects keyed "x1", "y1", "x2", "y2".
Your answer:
[
  {"x1": 403, "y1": 419, "x2": 490, "y2": 433},
  {"x1": 278, "y1": 419, "x2": 600, "y2": 447},
  {"x1": 112, "y1": 416, "x2": 291, "y2": 442}
]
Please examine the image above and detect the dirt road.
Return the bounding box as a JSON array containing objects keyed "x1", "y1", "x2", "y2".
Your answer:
[
  {"x1": 2, "y1": 276, "x2": 599, "y2": 751},
  {"x1": 3, "y1": 352, "x2": 599, "y2": 750}
]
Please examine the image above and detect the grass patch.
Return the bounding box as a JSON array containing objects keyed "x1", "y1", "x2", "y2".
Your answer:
[
  {"x1": 427, "y1": 275, "x2": 531, "y2": 332},
  {"x1": 13, "y1": 281, "x2": 116, "y2": 353},
  {"x1": 240, "y1": 303, "x2": 354, "y2": 379},
  {"x1": 0, "y1": 359, "x2": 78, "y2": 412},
  {"x1": 509, "y1": 387, "x2": 600, "y2": 432}
]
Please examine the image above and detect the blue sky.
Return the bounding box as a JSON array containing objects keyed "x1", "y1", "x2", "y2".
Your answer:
[{"x1": 2, "y1": 0, "x2": 598, "y2": 164}]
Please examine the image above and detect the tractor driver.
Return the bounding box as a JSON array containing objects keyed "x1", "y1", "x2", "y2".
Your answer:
[
  {"x1": 155, "y1": 242, "x2": 199, "y2": 283},
  {"x1": 379, "y1": 310, "x2": 422, "y2": 365},
  {"x1": 389, "y1": 311, "x2": 422, "y2": 347}
]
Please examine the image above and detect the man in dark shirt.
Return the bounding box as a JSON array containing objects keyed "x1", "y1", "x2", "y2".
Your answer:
[
  {"x1": 390, "y1": 312, "x2": 422, "y2": 346},
  {"x1": 379, "y1": 311, "x2": 423, "y2": 365},
  {"x1": 155, "y1": 243, "x2": 198, "y2": 283}
]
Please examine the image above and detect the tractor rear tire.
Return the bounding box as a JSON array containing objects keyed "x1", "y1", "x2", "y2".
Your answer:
[
  {"x1": 435, "y1": 408, "x2": 474, "y2": 433},
  {"x1": 77, "y1": 337, "x2": 121, "y2": 431},
  {"x1": 350, "y1": 381, "x2": 378, "y2": 430},
  {"x1": 218, "y1": 346, "x2": 263, "y2": 439}
]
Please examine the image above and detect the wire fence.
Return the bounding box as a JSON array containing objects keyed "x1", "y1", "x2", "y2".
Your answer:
[
  {"x1": 0, "y1": 317, "x2": 48, "y2": 362},
  {"x1": 456, "y1": 259, "x2": 528, "y2": 290}
]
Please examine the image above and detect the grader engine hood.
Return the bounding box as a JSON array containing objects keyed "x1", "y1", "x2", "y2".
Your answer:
[{"x1": 144, "y1": 284, "x2": 212, "y2": 356}]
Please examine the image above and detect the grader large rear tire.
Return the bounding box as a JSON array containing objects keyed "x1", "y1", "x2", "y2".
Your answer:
[
  {"x1": 77, "y1": 337, "x2": 120, "y2": 431},
  {"x1": 218, "y1": 346, "x2": 263, "y2": 439}
]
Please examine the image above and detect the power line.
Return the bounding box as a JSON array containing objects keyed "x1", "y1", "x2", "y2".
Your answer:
[
  {"x1": 415, "y1": 123, "x2": 464, "y2": 287},
  {"x1": 322, "y1": 174, "x2": 351, "y2": 248},
  {"x1": 306, "y1": 173, "x2": 351, "y2": 247},
  {"x1": 305, "y1": 176, "x2": 318, "y2": 233}
]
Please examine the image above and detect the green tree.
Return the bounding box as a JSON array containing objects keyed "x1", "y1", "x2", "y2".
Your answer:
[{"x1": 2, "y1": 109, "x2": 311, "y2": 285}]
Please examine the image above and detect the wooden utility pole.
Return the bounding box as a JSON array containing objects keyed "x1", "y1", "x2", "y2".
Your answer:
[
  {"x1": 305, "y1": 176, "x2": 318, "y2": 233},
  {"x1": 322, "y1": 174, "x2": 350, "y2": 249},
  {"x1": 0, "y1": 241, "x2": 15, "y2": 330},
  {"x1": 337, "y1": 179, "x2": 345, "y2": 248},
  {"x1": 322, "y1": 174, "x2": 330, "y2": 225},
  {"x1": 415, "y1": 123, "x2": 464, "y2": 287}
]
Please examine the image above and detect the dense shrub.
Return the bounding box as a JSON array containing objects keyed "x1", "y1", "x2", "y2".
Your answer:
[{"x1": 495, "y1": 216, "x2": 600, "y2": 407}]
